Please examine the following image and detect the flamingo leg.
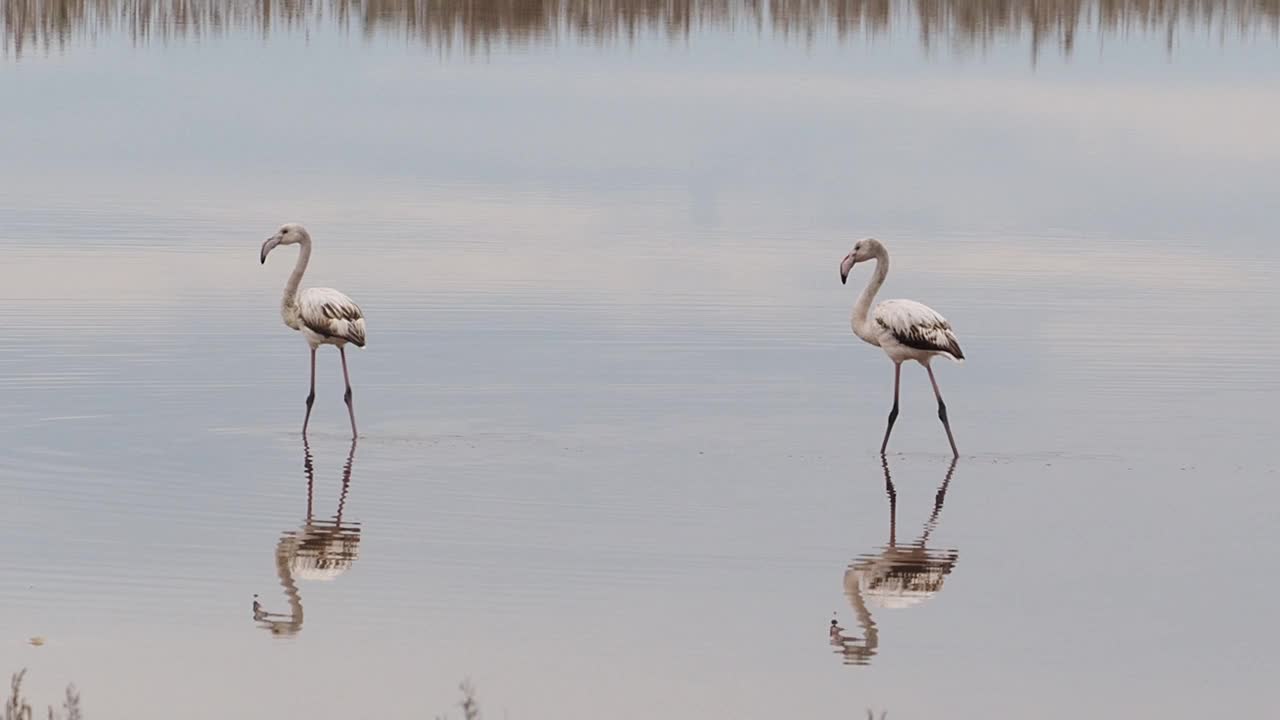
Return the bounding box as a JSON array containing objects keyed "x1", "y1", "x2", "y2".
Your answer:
[
  {"x1": 339, "y1": 346, "x2": 357, "y2": 439},
  {"x1": 926, "y1": 363, "x2": 959, "y2": 458},
  {"x1": 302, "y1": 347, "x2": 317, "y2": 436},
  {"x1": 881, "y1": 454, "x2": 897, "y2": 545},
  {"x1": 880, "y1": 362, "x2": 902, "y2": 455}
]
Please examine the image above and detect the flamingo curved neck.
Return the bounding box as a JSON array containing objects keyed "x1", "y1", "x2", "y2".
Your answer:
[
  {"x1": 274, "y1": 537, "x2": 304, "y2": 633},
  {"x1": 849, "y1": 576, "x2": 877, "y2": 648},
  {"x1": 836, "y1": 566, "x2": 879, "y2": 664},
  {"x1": 852, "y1": 248, "x2": 889, "y2": 342},
  {"x1": 281, "y1": 238, "x2": 312, "y2": 329},
  {"x1": 253, "y1": 535, "x2": 303, "y2": 636}
]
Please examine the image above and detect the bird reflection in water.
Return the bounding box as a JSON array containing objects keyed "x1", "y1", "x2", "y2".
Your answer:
[
  {"x1": 830, "y1": 457, "x2": 959, "y2": 665},
  {"x1": 252, "y1": 439, "x2": 362, "y2": 637}
]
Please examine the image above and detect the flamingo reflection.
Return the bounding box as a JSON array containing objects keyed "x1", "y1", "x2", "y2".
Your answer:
[
  {"x1": 830, "y1": 456, "x2": 959, "y2": 665},
  {"x1": 253, "y1": 439, "x2": 362, "y2": 637}
]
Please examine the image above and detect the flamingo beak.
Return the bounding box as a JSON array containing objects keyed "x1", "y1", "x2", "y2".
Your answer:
[
  {"x1": 260, "y1": 237, "x2": 280, "y2": 264},
  {"x1": 840, "y1": 253, "x2": 856, "y2": 284}
]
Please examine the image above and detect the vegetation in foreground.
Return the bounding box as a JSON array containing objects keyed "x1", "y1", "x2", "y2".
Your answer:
[
  {"x1": 436, "y1": 680, "x2": 481, "y2": 720},
  {"x1": 6, "y1": 670, "x2": 476, "y2": 720},
  {"x1": 5, "y1": 670, "x2": 81, "y2": 720},
  {"x1": 9, "y1": 669, "x2": 886, "y2": 719}
]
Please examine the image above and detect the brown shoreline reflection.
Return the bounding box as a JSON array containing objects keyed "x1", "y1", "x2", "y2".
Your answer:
[
  {"x1": 252, "y1": 439, "x2": 361, "y2": 637},
  {"x1": 829, "y1": 456, "x2": 958, "y2": 666},
  {"x1": 5, "y1": 0, "x2": 1278, "y2": 59}
]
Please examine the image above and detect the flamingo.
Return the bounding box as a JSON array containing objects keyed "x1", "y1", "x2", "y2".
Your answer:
[
  {"x1": 840, "y1": 238, "x2": 964, "y2": 457},
  {"x1": 261, "y1": 224, "x2": 366, "y2": 438}
]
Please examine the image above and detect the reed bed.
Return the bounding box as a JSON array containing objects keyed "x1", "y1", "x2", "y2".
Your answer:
[{"x1": 4, "y1": 0, "x2": 1278, "y2": 57}]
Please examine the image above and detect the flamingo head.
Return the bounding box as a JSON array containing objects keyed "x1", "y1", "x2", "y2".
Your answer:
[
  {"x1": 261, "y1": 223, "x2": 309, "y2": 264},
  {"x1": 840, "y1": 238, "x2": 882, "y2": 284}
]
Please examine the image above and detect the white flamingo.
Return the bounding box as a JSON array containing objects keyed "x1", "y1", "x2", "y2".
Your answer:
[
  {"x1": 261, "y1": 224, "x2": 366, "y2": 438},
  {"x1": 840, "y1": 238, "x2": 963, "y2": 457}
]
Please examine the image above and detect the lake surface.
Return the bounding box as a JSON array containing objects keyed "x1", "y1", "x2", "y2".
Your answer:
[{"x1": 3, "y1": 1, "x2": 1279, "y2": 718}]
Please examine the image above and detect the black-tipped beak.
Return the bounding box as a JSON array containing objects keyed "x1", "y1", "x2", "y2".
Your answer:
[
  {"x1": 840, "y1": 253, "x2": 856, "y2": 284},
  {"x1": 261, "y1": 237, "x2": 279, "y2": 265}
]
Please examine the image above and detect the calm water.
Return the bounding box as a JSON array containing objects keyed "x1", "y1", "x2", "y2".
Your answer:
[{"x1": 3, "y1": 1, "x2": 1279, "y2": 717}]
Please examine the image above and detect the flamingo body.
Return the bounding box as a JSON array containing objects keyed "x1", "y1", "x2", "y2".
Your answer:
[
  {"x1": 296, "y1": 287, "x2": 366, "y2": 349},
  {"x1": 261, "y1": 223, "x2": 365, "y2": 438},
  {"x1": 861, "y1": 299, "x2": 963, "y2": 364},
  {"x1": 840, "y1": 238, "x2": 962, "y2": 456}
]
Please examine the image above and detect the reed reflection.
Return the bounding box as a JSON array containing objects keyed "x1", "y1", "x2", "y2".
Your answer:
[
  {"x1": 252, "y1": 439, "x2": 362, "y2": 637},
  {"x1": 829, "y1": 456, "x2": 958, "y2": 666},
  {"x1": 5, "y1": 0, "x2": 1277, "y2": 58}
]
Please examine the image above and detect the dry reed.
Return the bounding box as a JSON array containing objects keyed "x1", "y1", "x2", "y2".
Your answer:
[{"x1": 4, "y1": 0, "x2": 1278, "y2": 58}]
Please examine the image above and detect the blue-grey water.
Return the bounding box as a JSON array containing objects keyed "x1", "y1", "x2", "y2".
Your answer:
[{"x1": 2, "y1": 2, "x2": 1279, "y2": 718}]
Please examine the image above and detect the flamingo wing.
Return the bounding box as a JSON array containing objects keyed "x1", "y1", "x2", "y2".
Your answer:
[
  {"x1": 299, "y1": 287, "x2": 366, "y2": 347},
  {"x1": 873, "y1": 299, "x2": 963, "y2": 360}
]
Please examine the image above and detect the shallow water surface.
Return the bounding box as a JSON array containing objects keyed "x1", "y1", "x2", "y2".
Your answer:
[{"x1": 2, "y1": 1, "x2": 1279, "y2": 718}]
